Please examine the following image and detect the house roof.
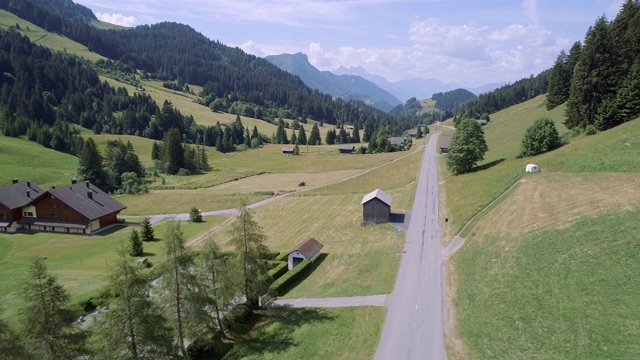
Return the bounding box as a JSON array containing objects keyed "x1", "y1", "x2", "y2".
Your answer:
[
  {"x1": 0, "y1": 180, "x2": 45, "y2": 209},
  {"x1": 361, "y1": 188, "x2": 392, "y2": 206},
  {"x1": 48, "y1": 181, "x2": 126, "y2": 221},
  {"x1": 388, "y1": 137, "x2": 405, "y2": 145},
  {"x1": 282, "y1": 147, "x2": 295, "y2": 152},
  {"x1": 439, "y1": 135, "x2": 452, "y2": 149},
  {"x1": 338, "y1": 144, "x2": 355, "y2": 150},
  {"x1": 288, "y1": 237, "x2": 324, "y2": 259}
]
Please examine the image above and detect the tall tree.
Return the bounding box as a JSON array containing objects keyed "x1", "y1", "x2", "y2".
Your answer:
[
  {"x1": 162, "y1": 127, "x2": 184, "y2": 174},
  {"x1": 129, "y1": 229, "x2": 144, "y2": 257},
  {"x1": 351, "y1": 122, "x2": 361, "y2": 143},
  {"x1": 19, "y1": 258, "x2": 88, "y2": 360},
  {"x1": 0, "y1": 308, "x2": 30, "y2": 360},
  {"x1": 309, "y1": 123, "x2": 322, "y2": 145},
  {"x1": 565, "y1": 16, "x2": 618, "y2": 129},
  {"x1": 159, "y1": 221, "x2": 194, "y2": 357},
  {"x1": 363, "y1": 120, "x2": 374, "y2": 142},
  {"x1": 446, "y1": 118, "x2": 488, "y2": 175},
  {"x1": 546, "y1": 50, "x2": 571, "y2": 110},
  {"x1": 193, "y1": 237, "x2": 241, "y2": 338},
  {"x1": 297, "y1": 125, "x2": 307, "y2": 145},
  {"x1": 77, "y1": 137, "x2": 109, "y2": 191},
  {"x1": 229, "y1": 204, "x2": 270, "y2": 305},
  {"x1": 93, "y1": 245, "x2": 174, "y2": 360}
]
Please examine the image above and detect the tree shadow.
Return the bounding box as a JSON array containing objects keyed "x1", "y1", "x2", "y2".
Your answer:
[
  {"x1": 229, "y1": 306, "x2": 336, "y2": 356},
  {"x1": 278, "y1": 253, "x2": 328, "y2": 297},
  {"x1": 469, "y1": 158, "x2": 505, "y2": 173}
]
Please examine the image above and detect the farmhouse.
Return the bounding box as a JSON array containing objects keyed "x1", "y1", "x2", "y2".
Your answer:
[
  {"x1": 388, "y1": 137, "x2": 406, "y2": 150},
  {"x1": 287, "y1": 237, "x2": 324, "y2": 270},
  {"x1": 0, "y1": 179, "x2": 45, "y2": 232},
  {"x1": 407, "y1": 130, "x2": 418, "y2": 138},
  {"x1": 282, "y1": 147, "x2": 295, "y2": 155},
  {"x1": 439, "y1": 135, "x2": 452, "y2": 153},
  {"x1": 338, "y1": 144, "x2": 355, "y2": 154},
  {"x1": 361, "y1": 188, "x2": 392, "y2": 225}
]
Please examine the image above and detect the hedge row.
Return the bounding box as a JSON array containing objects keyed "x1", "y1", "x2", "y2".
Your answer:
[
  {"x1": 268, "y1": 261, "x2": 288, "y2": 281},
  {"x1": 274, "y1": 251, "x2": 289, "y2": 262},
  {"x1": 269, "y1": 259, "x2": 312, "y2": 296}
]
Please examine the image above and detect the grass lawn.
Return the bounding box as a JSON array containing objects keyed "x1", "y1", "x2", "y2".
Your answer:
[
  {"x1": 224, "y1": 306, "x2": 385, "y2": 360},
  {"x1": 0, "y1": 216, "x2": 226, "y2": 325},
  {"x1": 452, "y1": 208, "x2": 640, "y2": 359}
]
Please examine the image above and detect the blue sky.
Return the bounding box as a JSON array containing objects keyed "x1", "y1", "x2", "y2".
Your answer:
[{"x1": 75, "y1": 0, "x2": 623, "y2": 87}]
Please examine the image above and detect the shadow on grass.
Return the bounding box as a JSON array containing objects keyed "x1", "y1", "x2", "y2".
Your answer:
[
  {"x1": 94, "y1": 224, "x2": 128, "y2": 236},
  {"x1": 470, "y1": 158, "x2": 505, "y2": 173},
  {"x1": 228, "y1": 306, "x2": 335, "y2": 356},
  {"x1": 278, "y1": 253, "x2": 329, "y2": 297}
]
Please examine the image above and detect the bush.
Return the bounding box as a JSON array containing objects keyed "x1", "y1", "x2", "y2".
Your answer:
[
  {"x1": 187, "y1": 331, "x2": 232, "y2": 360},
  {"x1": 269, "y1": 259, "x2": 312, "y2": 296},
  {"x1": 268, "y1": 261, "x2": 288, "y2": 281},
  {"x1": 518, "y1": 116, "x2": 562, "y2": 158},
  {"x1": 274, "y1": 252, "x2": 288, "y2": 262},
  {"x1": 177, "y1": 168, "x2": 191, "y2": 176},
  {"x1": 189, "y1": 206, "x2": 203, "y2": 223},
  {"x1": 222, "y1": 302, "x2": 253, "y2": 334}
]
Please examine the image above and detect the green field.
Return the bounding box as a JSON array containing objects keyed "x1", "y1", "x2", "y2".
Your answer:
[
  {"x1": 444, "y1": 94, "x2": 640, "y2": 357},
  {"x1": 225, "y1": 306, "x2": 385, "y2": 359}
]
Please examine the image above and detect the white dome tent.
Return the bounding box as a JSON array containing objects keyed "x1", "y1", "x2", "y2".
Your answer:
[{"x1": 525, "y1": 164, "x2": 540, "y2": 173}]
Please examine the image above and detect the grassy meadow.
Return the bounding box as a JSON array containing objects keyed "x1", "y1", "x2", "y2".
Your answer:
[
  {"x1": 0, "y1": 216, "x2": 227, "y2": 325},
  {"x1": 443, "y1": 93, "x2": 640, "y2": 357},
  {"x1": 225, "y1": 306, "x2": 385, "y2": 360}
]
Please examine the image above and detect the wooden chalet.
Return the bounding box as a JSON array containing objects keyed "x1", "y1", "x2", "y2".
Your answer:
[
  {"x1": 388, "y1": 137, "x2": 406, "y2": 150},
  {"x1": 287, "y1": 237, "x2": 324, "y2": 270},
  {"x1": 361, "y1": 188, "x2": 392, "y2": 225},
  {"x1": 439, "y1": 135, "x2": 452, "y2": 153},
  {"x1": 0, "y1": 179, "x2": 46, "y2": 232},
  {"x1": 7, "y1": 179, "x2": 127, "y2": 234},
  {"x1": 338, "y1": 144, "x2": 355, "y2": 154}
]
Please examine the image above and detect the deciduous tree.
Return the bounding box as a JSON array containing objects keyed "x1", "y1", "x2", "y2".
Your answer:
[
  {"x1": 446, "y1": 118, "x2": 488, "y2": 175},
  {"x1": 518, "y1": 117, "x2": 562, "y2": 157}
]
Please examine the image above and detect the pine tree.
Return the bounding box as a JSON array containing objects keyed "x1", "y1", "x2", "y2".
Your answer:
[
  {"x1": 19, "y1": 258, "x2": 88, "y2": 360},
  {"x1": 0, "y1": 308, "x2": 30, "y2": 360},
  {"x1": 546, "y1": 50, "x2": 571, "y2": 110},
  {"x1": 129, "y1": 229, "x2": 144, "y2": 257},
  {"x1": 352, "y1": 122, "x2": 361, "y2": 143},
  {"x1": 78, "y1": 137, "x2": 109, "y2": 191},
  {"x1": 309, "y1": 123, "x2": 321, "y2": 145},
  {"x1": 251, "y1": 126, "x2": 259, "y2": 140},
  {"x1": 151, "y1": 141, "x2": 161, "y2": 160},
  {"x1": 294, "y1": 143, "x2": 300, "y2": 155},
  {"x1": 363, "y1": 120, "x2": 374, "y2": 142},
  {"x1": 140, "y1": 217, "x2": 155, "y2": 242},
  {"x1": 93, "y1": 245, "x2": 174, "y2": 360},
  {"x1": 229, "y1": 204, "x2": 269, "y2": 305},
  {"x1": 159, "y1": 221, "x2": 194, "y2": 357},
  {"x1": 446, "y1": 118, "x2": 488, "y2": 175},
  {"x1": 162, "y1": 128, "x2": 184, "y2": 174},
  {"x1": 290, "y1": 130, "x2": 297, "y2": 145},
  {"x1": 416, "y1": 126, "x2": 423, "y2": 139},
  {"x1": 297, "y1": 125, "x2": 307, "y2": 145}
]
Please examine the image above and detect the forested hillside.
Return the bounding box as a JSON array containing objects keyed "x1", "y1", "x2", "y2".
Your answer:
[
  {"x1": 431, "y1": 89, "x2": 477, "y2": 112},
  {"x1": 0, "y1": 0, "x2": 406, "y2": 130}
]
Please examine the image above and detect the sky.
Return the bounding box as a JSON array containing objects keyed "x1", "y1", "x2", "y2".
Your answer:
[{"x1": 74, "y1": 0, "x2": 624, "y2": 87}]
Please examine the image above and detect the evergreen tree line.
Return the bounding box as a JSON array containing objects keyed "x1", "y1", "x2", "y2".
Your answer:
[
  {"x1": 548, "y1": 0, "x2": 640, "y2": 131},
  {"x1": 431, "y1": 89, "x2": 478, "y2": 112},
  {"x1": 151, "y1": 128, "x2": 210, "y2": 175},
  {"x1": 453, "y1": 70, "x2": 550, "y2": 119},
  {"x1": 0, "y1": 209, "x2": 273, "y2": 359}
]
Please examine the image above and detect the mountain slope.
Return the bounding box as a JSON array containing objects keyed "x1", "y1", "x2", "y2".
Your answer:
[{"x1": 265, "y1": 53, "x2": 402, "y2": 112}]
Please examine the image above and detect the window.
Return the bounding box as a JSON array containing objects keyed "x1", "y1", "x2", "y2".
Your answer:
[{"x1": 23, "y1": 211, "x2": 34, "y2": 217}]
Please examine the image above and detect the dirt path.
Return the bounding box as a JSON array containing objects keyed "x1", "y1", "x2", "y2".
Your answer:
[{"x1": 274, "y1": 294, "x2": 388, "y2": 308}]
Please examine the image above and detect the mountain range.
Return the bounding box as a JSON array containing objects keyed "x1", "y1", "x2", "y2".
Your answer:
[{"x1": 265, "y1": 52, "x2": 506, "y2": 111}]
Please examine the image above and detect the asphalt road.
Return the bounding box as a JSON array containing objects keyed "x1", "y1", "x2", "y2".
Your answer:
[{"x1": 374, "y1": 133, "x2": 445, "y2": 360}]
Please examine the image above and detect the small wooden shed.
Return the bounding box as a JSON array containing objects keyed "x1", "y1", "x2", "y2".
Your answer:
[
  {"x1": 287, "y1": 237, "x2": 324, "y2": 270},
  {"x1": 361, "y1": 188, "x2": 392, "y2": 225},
  {"x1": 439, "y1": 135, "x2": 452, "y2": 153},
  {"x1": 282, "y1": 147, "x2": 295, "y2": 155},
  {"x1": 338, "y1": 144, "x2": 355, "y2": 154}
]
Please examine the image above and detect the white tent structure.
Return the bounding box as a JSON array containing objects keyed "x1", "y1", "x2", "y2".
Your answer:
[{"x1": 525, "y1": 164, "x2": 540, "y2": 173}]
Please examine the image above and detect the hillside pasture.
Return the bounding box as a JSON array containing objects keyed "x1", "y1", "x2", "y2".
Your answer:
[
  {"x1": 0, "y1": 135, "x2": 78, "y2": 188},
  {"x1": 0, "y1": 10, "x2": 106, "y2": 62}
]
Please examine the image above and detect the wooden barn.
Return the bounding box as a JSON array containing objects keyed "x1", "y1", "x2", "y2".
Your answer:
[
  {"x1": 338, "y1": 144, "x2": 355, "y2": 154},
  {"x1": 287, "y1": 237, "x2": 324, "y2": 270},
  {"x1": 0, "y1": 179, "x2": 46, "y2": 232},
  {"x1": 361, "y1": 188, "x2": 392, "y2": 225},
  {"x1": 439, "y1": 135, "x2": 452, "y2": 153}
]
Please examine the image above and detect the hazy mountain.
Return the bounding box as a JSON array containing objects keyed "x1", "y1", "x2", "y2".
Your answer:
[
  {"x1": 335, "y1": 65, "x2": 506, "y2": 101},
  {"x1": 265, "y1": 53, "x2": 402, "y2": 112}
]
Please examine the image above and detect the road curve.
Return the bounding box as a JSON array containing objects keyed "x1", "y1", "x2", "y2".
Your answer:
[{"x1": 374, "y1": 133, "x2": 445, "y2": 360}]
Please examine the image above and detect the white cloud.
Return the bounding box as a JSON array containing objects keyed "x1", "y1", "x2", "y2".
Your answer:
[
  {"x1": 95, "y1": 12, "x2": 138, "y2": 27},
  {"x1": 522, "y1": 0, "x2": 539, "y2": 25},
  {"x1": 240, "y1": 40, "x2": 266, "y2": 57},
  {"x1": 409, "y1": 18, "x2": 488, "y2": 60}
]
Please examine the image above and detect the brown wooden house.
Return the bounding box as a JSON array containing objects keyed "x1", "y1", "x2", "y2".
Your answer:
[
  {"x1": 361, "y1": 188, "x2": 392, "y2": 225},
  {"x1": 439, "y1": 135, "x2": 452, "y2": 153},
  {"x1": 0, "y1": 179, "x2": 45, "y2": 232},
  {"x1": 338, "y1": 144, "x2": 355, "y2": 154},
  {"x1": 18, "y1": 180, "x2": 126, "y2": 234}
]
